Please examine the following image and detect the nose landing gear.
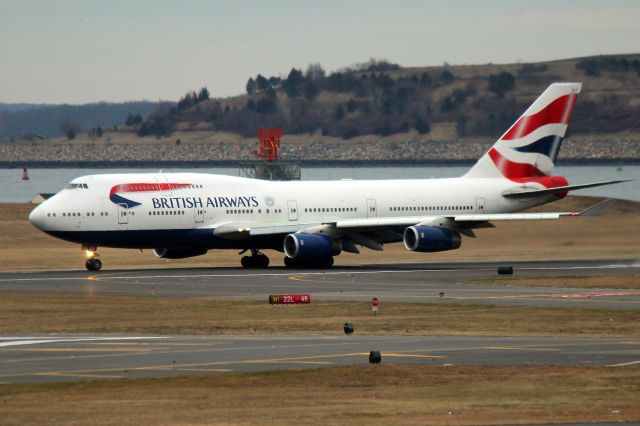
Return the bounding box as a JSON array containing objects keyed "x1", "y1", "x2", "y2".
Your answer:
[
  {"x1": 83, "y1": 245, "x2": 102, "y2": 271},
  {"x1": 240, "y1": 249, "x2": 270, "y2": 269}
]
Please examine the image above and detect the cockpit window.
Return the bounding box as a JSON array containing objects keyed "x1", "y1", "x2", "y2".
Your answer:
[{"x1": 65, "y1": 183, "x2": 88, "y2": 189}]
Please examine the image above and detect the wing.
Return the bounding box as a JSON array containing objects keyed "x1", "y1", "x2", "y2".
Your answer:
[{"x1": 209, "y1": 200, "x2": 613, "y2": 248}]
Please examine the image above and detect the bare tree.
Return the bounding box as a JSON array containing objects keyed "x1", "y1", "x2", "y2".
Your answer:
[
  {"x1": 59, "y1": 121, "x2": 80, "y2": 139},
  {"x1": 306, "y1": 63, "x2": 326, "y2": 80}
]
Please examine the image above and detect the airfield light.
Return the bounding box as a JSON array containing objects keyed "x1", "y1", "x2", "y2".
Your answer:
[{"x1": 343, "y1": 322, "x2": 354, "y2": 335}]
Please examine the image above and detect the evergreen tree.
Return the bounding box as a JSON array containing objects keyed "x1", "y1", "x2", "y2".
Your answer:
[
  {"x1": 303, "y1": 82, "x2": 320, "y2": 100},
  {"x1": 197, "y1": 87, "x2": 210, "y2": 102},
  {"x1": 256, "y1": 74, "x2": 269, "y2": 91},
  {"x1": 246, "y1": 78, "x2": 256, "y2": 95}
]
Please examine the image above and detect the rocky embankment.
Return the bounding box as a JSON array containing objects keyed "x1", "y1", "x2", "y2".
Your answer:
[{"x1": 1, "y1": 135, "x2": 639, "y2": 166}]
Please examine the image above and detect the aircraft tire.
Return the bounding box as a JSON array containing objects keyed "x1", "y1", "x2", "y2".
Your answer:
[
  {"x1": 257, "y1": 254, "x2": 269, "y2": 268},
  {"x1": 85, "y1": 258, "x2": 102, "y2": 271}
]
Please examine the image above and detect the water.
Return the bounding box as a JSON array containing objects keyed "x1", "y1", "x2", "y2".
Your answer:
[{"x1": 1, "y1": 164, "x2": 638, "y2": 203}]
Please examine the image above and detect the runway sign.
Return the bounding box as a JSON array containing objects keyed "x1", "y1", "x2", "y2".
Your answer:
[{"x1": 269, "y1": 294, "x2": 311, "y2": 304}]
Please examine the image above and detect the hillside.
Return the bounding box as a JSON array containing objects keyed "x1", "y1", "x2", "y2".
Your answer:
[
  {"x1": 2, "y1": 55, "x2": 640, "y2": 165},
  {"x1": 135, "y1": 55, "x2": 640, "y2": 140},
  {"x1": 0, "y1": 101, "x2": 166, "y2": 140}
]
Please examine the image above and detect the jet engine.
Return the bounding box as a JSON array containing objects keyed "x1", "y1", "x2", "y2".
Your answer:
[
  {"x1": 403, "y1": 226, "x2": 461, "y2": 252},
  {"x1": 153, "y1": 248, "x2": 208, "y2": 259},
  {"x1": 283, "y1": 233, "x2": 341, "y2": 260}
]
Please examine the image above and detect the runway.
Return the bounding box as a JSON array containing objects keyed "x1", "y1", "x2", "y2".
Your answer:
[
  {"x1": 1, "y1": 259, "x2": 639, "y2": 384},
  {"x1": 1, "y1": 334, "x2": 639, "y2": 384},
  {"x1": 0, "y1": 259, "x2": 638, "y2": 309}
]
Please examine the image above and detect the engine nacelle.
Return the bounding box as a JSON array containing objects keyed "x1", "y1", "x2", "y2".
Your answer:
[
  {"x1": 403, "y1": 226, "x2": 461, "y2": 253},
  {"x1": 283, "y1": 233, "x2": 341, "y2": 260},
  {"x1": 153, "y1": 248, "x2": 208, "y2": 259}
]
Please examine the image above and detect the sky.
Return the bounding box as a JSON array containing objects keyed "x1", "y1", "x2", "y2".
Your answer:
[{"x1": 1, "y1": 0, "x2": 639, "y2": 104}]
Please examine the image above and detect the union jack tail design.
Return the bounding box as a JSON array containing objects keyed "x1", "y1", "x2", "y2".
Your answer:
[{"x1": 465, "y1": 83, "x2": 581, "y2": 182}]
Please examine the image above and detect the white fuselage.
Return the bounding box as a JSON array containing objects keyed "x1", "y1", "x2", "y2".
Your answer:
[{"x1": 29, "y1": 172, "x2": 550, "y2": 250}]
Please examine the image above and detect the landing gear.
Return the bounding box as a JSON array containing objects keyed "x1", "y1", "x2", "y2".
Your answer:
[
  {"x1": 83, "y1": 245, "x2": 102, "y2": 271},
  {"x1": 240, "y1": 249, "x2": 270, "y2": 269},
  {"x1": 85, "y1": 258, "x2": 102, "y2": 271},
  {"x1": 284, "y1": 256, "x2": 334, "y2": 269}
]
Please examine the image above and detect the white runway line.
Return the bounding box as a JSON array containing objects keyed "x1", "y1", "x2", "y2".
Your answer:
[
  {"x1": 608, "y1": 360, "x2": 640, "y2": 367},
  {"x1": 0, "y1": 336, "x2": 167, "y2": 348}
]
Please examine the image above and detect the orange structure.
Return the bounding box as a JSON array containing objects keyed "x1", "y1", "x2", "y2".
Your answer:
[{"x1": 254, "y1": 128, "x2": 282, "y2": 162}]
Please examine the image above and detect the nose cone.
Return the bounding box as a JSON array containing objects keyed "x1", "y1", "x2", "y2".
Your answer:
[{"x1": 29, "y1": 205, "x2": 46, "y2": 230}]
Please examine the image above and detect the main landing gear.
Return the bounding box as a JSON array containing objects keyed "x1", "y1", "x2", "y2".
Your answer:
[
  {"x1": 240, "y1": 249, "x2": 270, "y2": 269},
  {"x1": 83, "y1": 245, "x2": 102, "y2": 271}
]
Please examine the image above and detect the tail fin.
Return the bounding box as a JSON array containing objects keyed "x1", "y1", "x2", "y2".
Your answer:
[{"x1": 465, "y1": 83, "x2": 581, "y2": 180}]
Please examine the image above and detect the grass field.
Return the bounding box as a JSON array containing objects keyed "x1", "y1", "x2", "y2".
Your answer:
[
  {"x1": 2, "y1": 196, "x2": 639, "y2": 425},
  {"x1": 1, "y1": 196, "x2": 639, "y2": 271},
  {"x1": 1, "y1": 296, "x2": 639, "y2": 337},
  {"x1": 2, "y1": 365, "x2": 639, "y2": 425},
  {"x1": 469, "y1": 275, "x2": 640, "y2": 289}
]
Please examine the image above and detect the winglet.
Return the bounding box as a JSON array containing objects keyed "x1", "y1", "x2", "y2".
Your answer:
[{"x1": 575, "y1": 199, "x2": 615, "y2": 216}]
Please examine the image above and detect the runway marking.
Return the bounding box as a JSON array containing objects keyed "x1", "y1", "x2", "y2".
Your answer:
[
  {"x1": 11, "y1": 347, "x2": 159, "y2": 352},
  {"x1": 608, "y1": 360, "x2": 640, "y2": 367},
  {"x1": 485, "y1": 346, "x2": 560, "y2": 351},
  {"x1": 161, "y1": 368, "x2": 232, "y2": 372},
  {"x1": 38, "y1": 372, "x2": 125, "y2": 379},
  {"x1": 555, "y1": 291, "x2": 640, "y2": 298},
  {"x1": 0, "y1": 336, "x2": 167, "y2": 348},
  {"x1": 362, "y1": 353, "x2": 444, "y2": 359}
]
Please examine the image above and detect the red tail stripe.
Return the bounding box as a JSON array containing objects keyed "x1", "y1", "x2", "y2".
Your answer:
[
  {"x1": 488, "y1": 148, "x2": 546, "y2": 180},
  {"x1": 501, "y1": 94, "x2": 577, "y2": 141}
]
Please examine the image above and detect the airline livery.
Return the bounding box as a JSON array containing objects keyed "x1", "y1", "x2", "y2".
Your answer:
[{"x1": 29, "y1": 83, "x2": 626, "y2": 271}]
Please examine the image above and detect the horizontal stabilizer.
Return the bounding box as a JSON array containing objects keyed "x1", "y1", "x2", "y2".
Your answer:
[{"x1": 502, "y1": 179, "x2": 631, "y2": 199}]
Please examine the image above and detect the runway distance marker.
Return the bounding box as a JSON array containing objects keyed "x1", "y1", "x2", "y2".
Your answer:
[
  {"x1": 269, "y1": 294, "x2": 311, "y2": 304},
  {"x1": 371, "y1": 297, "x2": 379, "y2": 315}
]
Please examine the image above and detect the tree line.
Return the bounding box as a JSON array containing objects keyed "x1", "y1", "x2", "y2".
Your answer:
[{"x1": 128, "y1": 55, "x2": 640, "y2": 140}]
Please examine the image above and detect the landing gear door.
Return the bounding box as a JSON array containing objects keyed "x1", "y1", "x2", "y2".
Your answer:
[
  {"x1": 194, "y1": 208, "x2": 205, "y2": 224},
  {"x1": 366, "y1": 199, "x2": 377, "y2": 218},
  {"x1": 117, "y1": 203, "x2": 129, "y2": 225},
  {"x1": 287, "y1": 200, "x2": 298, "y2": 221},
  {"x1": 476, "y1": 197, "x2": 485, "y2": 213}
]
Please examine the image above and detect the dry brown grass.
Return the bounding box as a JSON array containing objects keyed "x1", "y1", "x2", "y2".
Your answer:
[
  {"x1": 1, "y1": 296, "x2": 638, "y2": 337},
  {"x1": 1, "y1": 365, "x2": 639, "y2": 425},
  {"x1": 470, "y1": 275, "x2": 640, "y2": 289},
  {"x1": 1, "y1": 196, "x2": 639, "y2": 272}
]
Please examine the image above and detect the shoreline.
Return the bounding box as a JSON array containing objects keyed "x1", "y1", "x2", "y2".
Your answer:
[{"x1": 2, "y1": 158, "x2": 639, "y2": 168}]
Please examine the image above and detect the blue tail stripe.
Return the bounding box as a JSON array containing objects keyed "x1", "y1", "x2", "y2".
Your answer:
[{"x1": 513, "y1": 135, "x2": 563, "y2": 162}]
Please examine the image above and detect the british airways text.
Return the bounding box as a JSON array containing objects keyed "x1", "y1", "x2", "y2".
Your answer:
[{"x1": 152, "y1": 196, "x2": 259, "y2": 209}]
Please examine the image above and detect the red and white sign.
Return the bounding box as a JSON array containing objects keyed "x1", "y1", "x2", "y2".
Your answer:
[
  {"x1": 269, "y1": 294, "x2": 311, "y2": 304},
  {"x1": 371, "y1": 297, "x2": 379, "y2": 314}
]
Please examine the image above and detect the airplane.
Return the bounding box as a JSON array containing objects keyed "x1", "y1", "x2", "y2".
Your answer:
[{"x1": 28, "y1": 82, "x2": 628, "y2": 271}]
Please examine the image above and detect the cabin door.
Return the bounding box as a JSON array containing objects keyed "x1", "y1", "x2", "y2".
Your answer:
[
  {"x1": 194, "y1": 207, "x2": 205, "y2": 224},
  {"x1": 476, "y1": 197, "x2": 485, "y2": 213},
  {"x1": 287, "y1": 200, "x2": 298, "y2": 221},
  {"x1": 117, "y1": 203, "x2": 129, "y2": 225},
  {"x1": 366, "y1": 199, "x2": 377, "y2": 218}
]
